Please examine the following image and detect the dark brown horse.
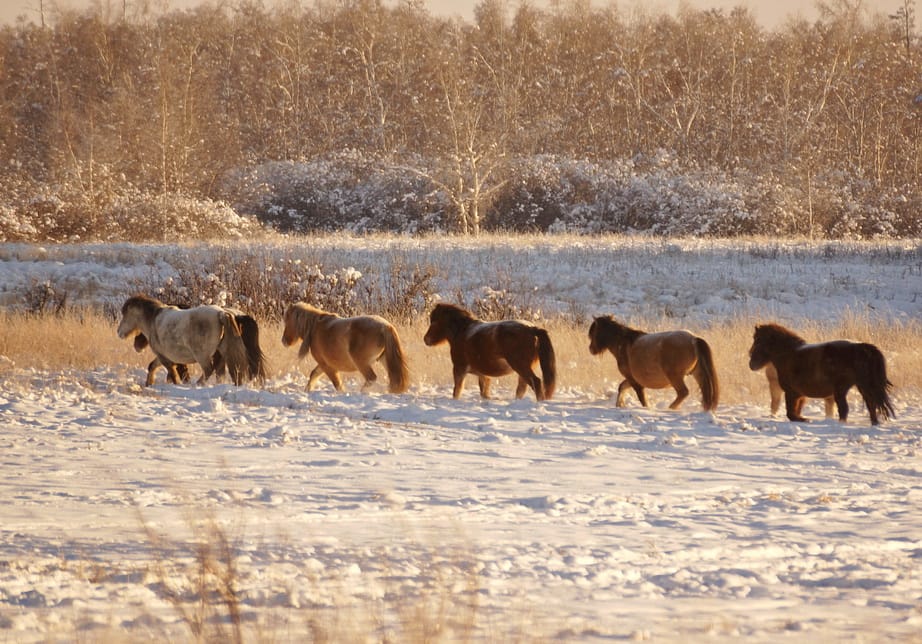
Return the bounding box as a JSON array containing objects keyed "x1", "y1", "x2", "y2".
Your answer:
[
  {"x1": 748, "y1": 323, "x2": 894, "y2": 425},
  {"x1": 423, "y1": 303, "x2": 556, "y2": 401},
  {"x1": 588, "y1": 316, "x2": 719, "y2": 411}
]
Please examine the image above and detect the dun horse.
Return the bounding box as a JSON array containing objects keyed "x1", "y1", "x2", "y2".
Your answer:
[
  {"x1": 281, "y1": 302, "x2": 409, "y2": 393},
  {"x1": 748, "y1": 323, "x2": 894, "y2": 425},
  {"x1": 117, "y1": 294, "x2": 250, "y2": 385},
  {"x1": 423, "y1": 303, "x2": 556, "y2": 401},
  {"x1": 588, "y1": 315, "x2": 719, "y2": 411}
]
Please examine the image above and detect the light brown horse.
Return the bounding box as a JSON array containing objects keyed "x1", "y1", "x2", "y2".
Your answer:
[
  {"x1": 763, "y1": 362, "x2": 834, "y2": 418},
  {"x1": 117, "y1": 294, "x2": 250, "y2": 386},
  {"x1": 281, "y1": 302, "x2": 409, "y2": 393},
  {"x1": 749, "y1": 322, "x2": 894, "y2": 425},
  {"x1": 588, "y1": 315, "x2": 719, "y2": 411},
  {"x1": 423, "y1": 303, "x2": 556, "y2": 401}
]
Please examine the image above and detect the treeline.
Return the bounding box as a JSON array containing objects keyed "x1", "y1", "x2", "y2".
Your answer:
[{"x1": 0, "y1": 0, "x2": 920, "y2": 240}]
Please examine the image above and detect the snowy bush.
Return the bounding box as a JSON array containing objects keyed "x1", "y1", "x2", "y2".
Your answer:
[{"x1": 223, "y1": 151, "x2": 449, "y2": 234}]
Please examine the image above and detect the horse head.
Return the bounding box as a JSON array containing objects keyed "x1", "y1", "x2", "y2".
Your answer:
[
  {"x1": 282, "y1": 302, "x2": 322, "y2": 359},
  {"x1": 588, "y1": 315, "x2": 633, "y2": 355},
  {"x1": 117, "y1": 294, "x2": 163, "y2": 339},
  {"x1": 749, "y1": 323, "x2": 806, "y2": 371},
  {"x1": 424, "y1": 303, "x2": 473, "y2": 346}
]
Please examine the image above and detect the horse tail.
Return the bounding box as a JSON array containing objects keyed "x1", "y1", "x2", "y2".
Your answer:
[
  {"x1": 854, "y1": 343, "x2": 895, "y2": 424},
  {"x1": 382, "y1": 324, "x2": 410, "y2": 394},
  {"x1": 693, "y1": 336, "x2": 720, "y2": 411},
  {"x1": 219, "y1": 312, "x2": 248, "y2": 386},
  {"x1": 236, "y1": 314, "x2": 269, "y2": 384},
  {"x1": 536, "y1": 328, "x2": 557, "y2": 400}
]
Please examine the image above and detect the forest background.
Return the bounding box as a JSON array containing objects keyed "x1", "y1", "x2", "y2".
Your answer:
[{"x1": 1, "y1": 0, "x2": 920, "y2": 241}]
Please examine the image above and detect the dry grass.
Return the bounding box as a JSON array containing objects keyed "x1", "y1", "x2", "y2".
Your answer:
[{"x1": 2, "y1": 309, "x2": 919, "y2": 407}]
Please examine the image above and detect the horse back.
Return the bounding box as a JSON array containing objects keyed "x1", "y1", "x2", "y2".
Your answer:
[
  {"x1": 152, "y1": 305, "x2": 224, "y2": 363},
  {"x1": 627, "y1": 331, "x2": 697, "y2": 383},
  {"x1": 459, "y1": 320, "x2": 538, "y2": 375}
]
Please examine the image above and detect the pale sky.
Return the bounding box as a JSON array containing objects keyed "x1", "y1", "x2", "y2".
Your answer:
[{"x1": 0, "y1": 0, "x2": 829, "y2": 28}]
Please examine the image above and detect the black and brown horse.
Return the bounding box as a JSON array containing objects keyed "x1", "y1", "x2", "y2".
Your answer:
[
  {"x1": 423, "y1": 303, "x2": 556, "y2": 401},
  {"x1": 748, "y1": 322, "x2": 894, "y2": 425},
  {"x1": 588, "y1": 315, "x2": 719, "y2": 411}
]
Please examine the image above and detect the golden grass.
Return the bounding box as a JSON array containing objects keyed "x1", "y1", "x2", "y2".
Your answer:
[{"x1": 2, "y1": 309, "x2": 919, "y2": 407}]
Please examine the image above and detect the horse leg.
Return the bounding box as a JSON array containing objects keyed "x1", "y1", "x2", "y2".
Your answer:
[
  {"x1": 633, "y1": 383, "x2": 648, "y2": 407},
  {"x1": 513, "y1": 369, "x2": 543, "y2": 401},
  {"x1": 145, "y1": 359, "x2": 159, "y2": 386},
  {"x1": 322, "y1": 367, "x2": 344, "y2": 392},
  {"x1": 824, "y1": 397, "x2": 835, "y2": 418},
  {"x1": 834, "y1": 389, "x2": 850, "y2": 422},
  {"x1": 768, "y1": 378, "x2": 783, "y2": 416},
  {"x1": 666, "y1": 375, "x2": 690, "y2": 410},
  {"x1": 306, "y1": 365, "x2": 325, "y2": 391},
  {"x1": 617, "y1": 379, "x2": 646, "y2": 407},
  {"x1": 616, "y1": 380, "x2": 631, "y2": 406},
  {"x1": 452, "y1": 367, "x2": 469, "y2": 399},
  {"x1": 478, "y1": 376, "x2": 491, "y2": 399},
  {"x1": 515, "y1": 376, "x2": 527, "y2": 399},
  {"x1": 358, "y1": 363, "x2": 378, "y2": 391},
  {"x1": 785, "y1": 391, "x2": 808, "y2": 422}
]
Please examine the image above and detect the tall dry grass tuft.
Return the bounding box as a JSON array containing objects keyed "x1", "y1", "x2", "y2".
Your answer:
[{"x1": 0, "y1": 309, "x2": 136, "y2": 371}]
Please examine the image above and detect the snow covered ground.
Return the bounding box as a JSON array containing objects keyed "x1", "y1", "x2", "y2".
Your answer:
[{"x1": 0, "y1": 236, "x2": 920, "y2": 642}]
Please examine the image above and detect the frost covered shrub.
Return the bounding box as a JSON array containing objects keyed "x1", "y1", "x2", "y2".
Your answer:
[
  {"x1": 132, "y1": 249, "x2": 438, "y2": 323},
  {"x1": 102, "y1": 191, "x2": 260, "y2": 242},
  {"x1": 486, "y1": 156, "x2": 634, "y2": 233},
  {"x1": 223, "y1": 151, "x2": 448, "y2": 234},
  {"x1": 0, "y1": 171, "x2": 260, "y2": 242},
  {"x1": 0, "y1": 184, "x2": 98, "y2": 242}
]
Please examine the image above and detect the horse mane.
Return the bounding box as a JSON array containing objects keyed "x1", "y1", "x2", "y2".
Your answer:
[
  {"x1": 434, "y1": 303, "x2": 477, "y2": 321},
  {"x1": 754, "y1": 323, "x2": 807, "y2": 350},
  {"x1": 292, "y1": 302, "x2": 335, "y2": 318},
  {"x1": 594, "y1": 315, "x2": 645, "y2": 343},
  {"x1": 122, "y1": 293, "x2": 165, "y2": 318},
  {"x1": 288, "y1": 302, "x2": 336, "y2": 360},
  {"x1": 431, "y1": 303, "x2": 478, "y2": 339}
]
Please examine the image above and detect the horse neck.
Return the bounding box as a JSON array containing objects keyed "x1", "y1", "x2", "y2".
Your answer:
[
  {"x1": 770, "y1": 330, "x2": 806, "y2": 353},
  {"x1": 603, "y1": 321, "x2": 644, "y2": 349},
  {"x1": 449, "y1": 314, "x2": 477, "y2": 340}
]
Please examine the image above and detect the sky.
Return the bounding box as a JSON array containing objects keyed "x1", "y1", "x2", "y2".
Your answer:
[{"x1": 0, "y1": 0, "x2": 823, "y2": 29}]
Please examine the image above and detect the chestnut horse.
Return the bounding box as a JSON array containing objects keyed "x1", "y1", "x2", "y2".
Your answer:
[
  {"x1": 281, "y1": 302, "x2": 409, "y2": 393},
  {"x1": 117, "y1": 294, "x2": 249, "y2": 385},
  {"x1": 588, "y1": 315, "x2": 719, "y2": 411},
  {"x1": 133, "y1": 308, "x2": 267, "y2": 386},
  {"x1": 748, "y1": 323, "x2": 894, "y2": 425},
  {"x1": 423, "y1": 303, "x2": 556, "y2": 401}
]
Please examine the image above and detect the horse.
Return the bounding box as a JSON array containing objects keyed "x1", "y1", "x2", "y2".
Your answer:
[
  {"x1": 748, "y1": 322, "x2": 894, "y2": 425},
  {"x1": 423, "y1": 303, "x2": 556, "y2": 401},
  {"x1": 131, "y1": 307, "x2": 267, "y2": 386},
  {"x1": 117, "y1": 294, "x2": 250, "y2": 386},
  {"x1": 763, "y1": 362, "x2": 834, "y2": 419},
  {"x1": 588, "y1": 315, "x2": 719, "y2": 411},
  {"x1": 281, "y1": 302, "x2": 409, "y2": 393}
]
